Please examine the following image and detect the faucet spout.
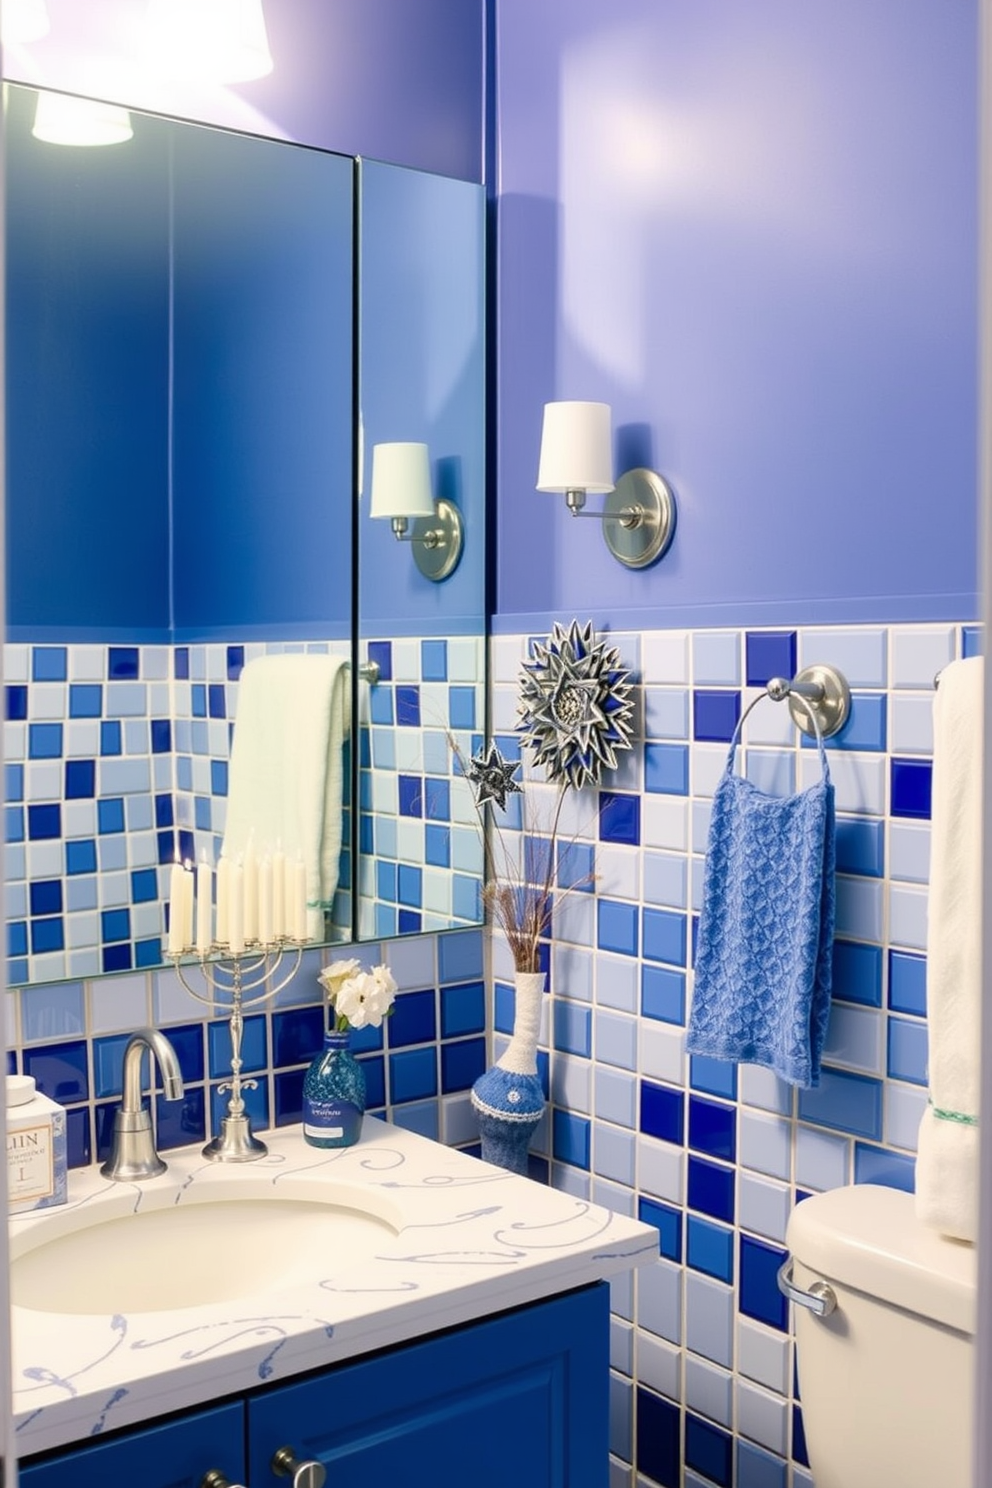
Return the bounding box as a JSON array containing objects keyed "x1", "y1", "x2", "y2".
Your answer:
[{"x1": 100, "y1": 1028, "x2": 185, "y2": 1182}]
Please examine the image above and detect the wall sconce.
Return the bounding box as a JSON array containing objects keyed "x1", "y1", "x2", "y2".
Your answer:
[
  {"x1": 144, "y1": 0, "x2": 274, "y2": 83},
  {"x1": 32, "y1": 92, "x2": 134, "y2": 147},
  {"x1": 537, "y1": 400, "x2": 677, "y2": 569},
  {"x1": 369, "y1": 442, "x2": 464, "y2": 582}
]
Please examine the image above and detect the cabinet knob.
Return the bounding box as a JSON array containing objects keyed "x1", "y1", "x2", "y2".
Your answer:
[
  {"x1": 200, "y1": 1472, "x2": 246, "y2": 1488},
  {"x1": 271, "y1": 1444, "x2": 327, "y2": 1488}
]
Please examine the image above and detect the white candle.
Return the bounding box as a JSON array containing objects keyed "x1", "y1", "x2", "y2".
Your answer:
[
  {"x1": 258, "y1": 855, "x2": 273, "y2": 947},
  {"x1": 243, "y1": 837, "x2": 259, "y2": 943},
  {"x1": 216, "y1": 856, "x2": 230, "y2": 945},
  {"x1": 195, "y1": 856, "x2": 212, "y2": 955},
  {"x1": 229, "y1": 860, "x2": 244, "y2": 955},
  {"x1": 167, "y1": 861, "x2": 186, "y2": 954},
  {"x1": 294, "y1": 857, "x2": 308, "y2": 941},
  {"x1": 283, "y1": 855, "x2": 296, "y2": 940},
  {"x1": 272, "y1": 847, "x2": 285, "y2": 939},
  {"x1": 181, "y1": 862, "x2": 195, "y2": 951}
]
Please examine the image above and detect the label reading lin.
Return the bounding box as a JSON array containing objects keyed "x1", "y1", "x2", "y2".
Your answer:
[{"x1": 7, "y1": 1120, "x2": 54, "y2": 1202}]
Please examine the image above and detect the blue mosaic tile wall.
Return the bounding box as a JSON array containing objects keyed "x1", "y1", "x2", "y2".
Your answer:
[{"x1": 489, "y1": 618, "x2": 978, "y2": 1488}]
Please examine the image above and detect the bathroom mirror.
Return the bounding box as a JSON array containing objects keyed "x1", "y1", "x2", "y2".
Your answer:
[{"x1": 4, "y1": 83, "x2": 486, "y2": 988}]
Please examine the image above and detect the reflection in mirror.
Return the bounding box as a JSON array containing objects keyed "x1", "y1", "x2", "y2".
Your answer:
[
  {"x1": 4, "y1": 83, "x2": 355, "y2": 986},
  {"x1": 356, "y1": 160, "x2": 487, "y2": 940}
]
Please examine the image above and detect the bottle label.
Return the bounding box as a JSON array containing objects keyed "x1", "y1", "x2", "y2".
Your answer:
[
  {"x1": 303, "y1": 1097, "x2": 361, "y2": 1143},
  {"x1": 7, "y1": 1118, "x2": 54, "y2": 1202}
]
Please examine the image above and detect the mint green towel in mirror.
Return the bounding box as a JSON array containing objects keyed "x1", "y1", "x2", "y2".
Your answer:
[{"x1": 686, "y1": 718, "x2": 836, "y2": 1089}]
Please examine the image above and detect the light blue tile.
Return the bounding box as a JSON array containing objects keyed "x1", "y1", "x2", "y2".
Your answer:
[
  {"x1": 739, "y1": 1112, "x2": 791, "y2": 1180},
  {"x1": 384, "y1": 934, "x2": 436, "y2": 990},
  {"x1": 813, "y1": 693, "x2": 886, "y2": 752},
  {"x1": 693, "y1": 631, "x2": 741, "y2": 685},
  {"x1": 854, "y1": 1143, "x2": 915, "y2": 1192},
  {"x1": 596, "y1": 1009, "x2": 638, "y2": 1070},
  {"x1": 822, "y1": 1002, "x2": 882, "y2": 1075},
  {"x1": 744, "y1": 750, "x2": 795, "y2": 797},
  {"x1": 610, "y1": 1317, "x2": 634, "y2": 1378},
  {"x1": 888, "y1": 823, "x2": 931, "y2": 885},
  {"x1": 884, "y1": 1082, "x2": 927, "y2": 1151},
  {"x1": 890, "y1": 625, "x2": 955, "y2": 689},
  {"x1": 21, "y1": 981, "x2": 85, "y2": 1041},
  {"x1": 595, "y1": 1067, "x2": 637, "y2": 1128},
  {"x1": 390, "y1": 1099, "x2": 440, "y2": 1141},
  {"x1": 609, "y1": 1268, "x2": 634, "y2": 1322},
  {"x1": 888, "y1": 886, "x2": 927, "y2": 950},
  {"x1": 595, "y1": 953, "x2": 639, "y2": 1012},
  {"x1": 554, "y1": 999, "x2": 592, "y2": 1057},
  {"x1": 554, "y1": 944, "x2": 593, "y2": 1002},
  {"x1": 685, "y1": 1356, "x2": 733, "y2": 1428},
  {"x1": 834, "y1": 876, "x2": 883, "y2": 943},
  {"x1": 595, "y1": 1123, "x2": 636, "y2": 1186},
  {"x1": 684, "y1": 1271, "x2": 733, "y2": 1367},
  {"x1": 551, "y1": 1054, "x2": 592, "y2": 1113},
  {"x1": 739, "y1": 1064, "x2": 793, "y2": 1116},
  {"x1": 65, "y1": 877, "x2": 98, "y2": 912},
  {"x1": 609, "y1": 1373, "x2": 633, "y2": 1463},
  {"x1": 644, "y1": 688, "x2": 689, "y2": 740},
  {"x1": 887, "y1": 1016, "x2": 929, "y2": 1085},
  {"x1": 643, "y1": 851, "x2": 687, "y2": 910},
  {"x1": 90, "y1": 973, "x2": 148, "y2": 1033},
  {"x1": 799, "y1": 628, "x2": 887, "y2": 687},
  {"x1": 889, "y1": 694, "x2": 934, "y2": 754},
  {"x1": 797, "y1": 1069, "x2": 884, "y2": 1140},
  {"x1": 737, "y1": 1440, "x2": 787, "y2": 1488},
  {"x1": 794, "y1": 1124, "x2": 851, "y2": 1191},
  {"x1": 639, "y1": 1258, "x2": 683, "y2": 1346},
  {"x1": 104, "y1": 683, "x2": 148, "y2": 718},
  {"x1": 738, "y1": 1174, "x2": 791, "y2": 1244}
]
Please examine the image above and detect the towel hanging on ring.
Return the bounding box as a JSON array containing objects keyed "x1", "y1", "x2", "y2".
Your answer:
[{"x1": 686, "y1": 694, "x2": 836, "y2": 1089}]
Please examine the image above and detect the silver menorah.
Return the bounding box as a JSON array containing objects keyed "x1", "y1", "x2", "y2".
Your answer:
[{"x1": 170, "y1": 941, "x2": 304, "y2": 1161}]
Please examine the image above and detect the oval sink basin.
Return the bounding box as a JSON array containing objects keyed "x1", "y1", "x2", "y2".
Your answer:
[{"x1": 11, "y1": 1195, "x2": 399, "y2": 1315}]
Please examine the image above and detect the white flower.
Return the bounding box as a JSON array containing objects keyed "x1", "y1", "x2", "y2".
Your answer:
[
  {"x1": 320, "y1": 961, "x2": 397, "y2": 1030},
  {"x1": 318, "y1": 957, "x2": 362, "y2": 1001}
]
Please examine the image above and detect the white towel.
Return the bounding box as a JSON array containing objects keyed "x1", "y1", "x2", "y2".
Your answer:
[
  {"x1": 915, "y1": 654, "x2": 983, "y2": 1242},
  {"x1": 222, "y1": 654, "x2": 349, "y2": 942}
]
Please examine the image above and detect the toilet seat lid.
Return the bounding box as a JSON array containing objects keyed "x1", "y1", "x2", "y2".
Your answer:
[{"x1": 786, "y1": 1183, "x2": 976, "y2": 1334}]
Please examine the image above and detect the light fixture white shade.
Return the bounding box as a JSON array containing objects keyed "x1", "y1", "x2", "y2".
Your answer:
[
  {"x1": 369, "y1": 443, "x2": 435, "y2": 520},
  {"x1": 2, "y1": 0, "x2": 50, "y2": 45},
  {"x1": 536, "y1": 400, "x2": 614, "y2": 493},
  {"x1": 144, "y1": 0, "x2": 274, "y2": 84},
  {"x1": 32, "y1": 92, "x2": 133, "y2": 147}
]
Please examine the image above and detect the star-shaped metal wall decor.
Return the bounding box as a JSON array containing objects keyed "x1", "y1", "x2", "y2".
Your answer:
[
  {"x1": 518, "y1": 619, "x2": 634, "y2": 790},
  {"x1": 466, "y1": 740, "x2": 524, "y2": 811}
]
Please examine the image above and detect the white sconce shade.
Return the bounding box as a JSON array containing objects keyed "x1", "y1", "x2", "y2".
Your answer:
[
  {"x1": 370, "y1": 442, "x2": 436, "y2": 520},
  {"x1": 2, "y1": 0, "x2": 50, "y2": 45},
  {"x1": 32, "y1": 93, "x2": 134, "y2": 147},
  {"x1": 144, "y1": 0, "x2": 274, "y2": 84},
  {"x1": 537, "y1": 401, "x2": 614, "y2": 494}
]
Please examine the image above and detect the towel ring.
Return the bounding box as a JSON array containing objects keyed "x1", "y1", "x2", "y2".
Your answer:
[
  {"x1": 349, "y1": 660, "x2": 380, "y2": 685},
  {"x1": 763, "y1": 665, "x2": 850, "y2": 740}
]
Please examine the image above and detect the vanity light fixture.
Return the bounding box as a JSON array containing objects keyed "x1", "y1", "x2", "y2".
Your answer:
[
  {"x1": 537, "y1": 400, "x2": 677, "y2": 570},
  {"x1": 144, "y1": 0, "x2": 274, "y2": 84},
  {"x1": 32, "y1": 92, "x2": 134, "y2": 147},
  {"x1": 369, "y1": 441, "x2": 464, "y2": 582}
]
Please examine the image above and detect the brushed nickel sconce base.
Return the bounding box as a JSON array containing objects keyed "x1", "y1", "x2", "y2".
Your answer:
[
  {"x1": 603, "y1": 468, "x2": 677, "y2": 569},
  {"x1": 766, "y1": 664, "x2": 851, "y2": 739},
  {"x1": 411, "y1": 497, "x2": 463, "y2": 581}
]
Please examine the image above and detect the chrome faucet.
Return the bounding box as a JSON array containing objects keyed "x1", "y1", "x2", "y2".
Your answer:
[{"x1": 100, "y1": 1028, "x2": 185, "y2": 1182}]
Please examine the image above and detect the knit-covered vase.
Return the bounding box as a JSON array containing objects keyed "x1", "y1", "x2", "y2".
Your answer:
[{"x1": 471, "y1": 970, "x2": 545, "y2": 1175}]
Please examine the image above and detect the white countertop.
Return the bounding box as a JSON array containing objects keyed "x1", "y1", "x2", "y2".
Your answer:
[{"x1": 9, "y1": 1119, "x2": 658, "y2": 1458}]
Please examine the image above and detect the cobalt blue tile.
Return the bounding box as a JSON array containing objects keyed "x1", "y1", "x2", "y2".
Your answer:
[
  {"x1": 425, "y1": 824, "x2": 451, "y2": 866},
  {"x1": 29, "y1": 879, "x2": 62, "y2": 917},
  {"x1": 831, "y1": 940, "x2": 883, "y2": 1007},
  {"x1": 102, "y1": 943, "x2": 132, "y2": 973},
  {"x1": 638, "y1": 1197, "x2": 683, "y2": 1262},
  {"x1": 359, "y1": 813, "x2": 375, "y2": 856},
  {"x1": 438, "y1": 929, "x2": 484, "y2": 983},
  {"x1": 494, "y1": 981, "x2": 515, "y2": 1036},
  {"x1": 425, "y1": 777, "x2": 451, "y2": 820},
  {"x1": 6, "y1": 764, "x2": 23, "y2": 802},
  {"x1": 599, "y1": 791, "x2": 640, "y2": 846},
  {"x1": 598, "y1": 899, "x2": 639, "y2": 956},
  {"x1": 69, "y1": 684, "x2": 102, "y2": 718},
  {"x1": 739, "y1": 1235, "x2": 789, "y2": 1330},
  {"x1": 640, "y1": 1081, "x2": 685, "y2": 1144},
  {"x1": 891, "y1": 758, "x2": 933, "y2": 819},
  {"x1": 688, "y1": 1156, "x2": 735, "y2": 1223},
  {"x1": 370, "y1": 685, "x2": 395, "y2": 726},
  {"x1": 693, "y1": 689, "x2": 741, "y2": 743},
  {"x1": 8, "y1": 922, "x2": 27, "y2": 957},
  {"x1": 210, "y1": 1078, "x2": 267, "y2": 1139},
  {"x1": 357, "y1": 1054, "x2": 386, "y2": 1110},
  {"x1": 440, "y1": 1036, "x2": 486, "y2": 1093},
  {"x1": 173, "y1": 647, "x2": 190, "y2": 680},
  {"x1": 388, "y1": 989, "x2": 437, "y2": 1048},
  {"x1": 98, "y1": 798, "x2": 125, "y2": 834},
  {"x1": 689, "y1": 1096, "x2": 736, "y2": 1161},
  {"x1": 887, "y1": 1017, "x2": 928, "y2": 1085},
  {"x1": 398, "y1": 774, "x2": 423, "y2": 817},
  {"x1": 834, "y1": 818, "x2": 885, "y2": 878},
  {"x1": 7, "y1": 959, "x2": 28, "y2": 986},
  {"x1": 398, "y1": 866, "x2": 423, "y2": 910},
  {"x1": 209, "y1": 1016, "x2": 261, "y2": 1077},
  {"x1": 65, "y1": 759, "x2": 95, "y2": 799},
  {"x1": 27, "y1": 803, "x2": 61, "y2": 841},
  {"x1": 525, "y1": 834, "x2": 553, "y2": 886},
  {"x1": 636, "y1": 1389, "x2": 680, "y2": 1488},
  {"x1": 30, "y1": 917, "x2": 64, "y2": 954},
  {"x1": 643, "y1": 907, "x2": 687, "y2": 966},
  {"x1": 66, "y1": 839, "x2": 97, "y2": 875},
  {"x1": 440, "y1": 980, "x2": 486, "y2": 1038},
  {"x1": 271, "y1": 1005, "x2": 324, "y2": 1067},
  {"x1": 368, "y1": 640, "x2": 393, "y2": 681},
  {"x1": 746, "y1": 631, "x2": 796, "y2": 688},
  {"x1": 5, "y1": 685, "x2": 27, "y2": 721},
  {"x1": 5, "y1": 807, "x2": 24, "y2": 844},
  {"x1": 178, "y1": 828, "x2": 195, "y2": 866},
  {"x1": 65, "y1": 1105, "x2": 91, "y2": 1169},
  {"x1": 154, "y1": 793, "x2": 175, "y2": 829},
  {"x1": 641, "y1": 965, "x2": 686, "y2": 1025},
  {"x1": 421, "y1": 639, "x2": 447, "y2": 680},
  {"x1": 28, "y1": 723, "x2": 63, "y2": 759},
  {"x1": 557, "y1": 839, "x2": 595, "y2": 892},
  {"x1": 376, "y1": 861, "x2": 397, "y2": 903},
  {"x1": 349, "y1": 1022, "x2": 384, "y2": 1057},
  {"x1": 737, "y1": 1442, "x2": 787, "y2": 1488},
  {"x1": 274, "y1": 1067, "x2": 306, "y2": 1126},
  {"x1": 448, "y1": 686, "x2": 476, "y2": 729},
  {"x1": 963, "y1": 625, "x2": 983, "y2": 658},
  {"x1": 854, "y1": 1144, "x2": 916, "y2": 1192},
  {"x1": 23, "y1": 1039, "x2": 88, "y2": 1103},
  {"x1": 685, "y1": 1413, "x2": 733, "y2": 1488},
  {"x1": 552, "y1": 1109, "x2": 590, "y2": 1169},
  {"x1": 792, "y1": 1405, "x2": 810, "y2": 1467},
  {"x1": 644, "y1": 742, "x2": 689, "y2": 795},
  {"x1": 211, "y1": 760, "x2": 228, "y2": 797},
  {"x1": 135, "y1": 938, "x2": 161, "y2": 968},
  {"x1": 148, "y1": 718, "x2": 171, "y2": 754},
  {"x1": 395, "y1": 686, "x2": 421, "y2": 726},
  {"x1": 226, "y1": 645, "x2": 245, "y2": 680},
  {"x1": 889, "y1": 949, "x2": 927, "y2": 1016},
  {"x1": 156, "y1": 1087, "x2": 206, "y2": 1150},
  {"x1": 32, "y1": 646, "x2": 67, "y2": 682},
  {"x1": 797, "y1": 1069, "x2": 883, "y2": 1140},
  {"x1": 100, "y1": 720, "x2": 122, "y2": 755},
  {"x1": 208, "y1": 683, "x2": 226, "y2": 719},
  {"x1": 389, "y1": 1047, "x2": 438, "y2": 1104},
  {"x1": 108, "y1": 646, "x2": 139, "y2": 680},
  {"x1": 690, "y1": 1055, "x2": 738, "y2": 1100},
  {"x1": 401, "y1": 908, "x2": 423, "y2": 934},
  {"x1": 191, "y1": 683, "x2": 207, "y2": 718},
  {"x1": 194, "y1": 795, "x2": 212, "y2": 832}
]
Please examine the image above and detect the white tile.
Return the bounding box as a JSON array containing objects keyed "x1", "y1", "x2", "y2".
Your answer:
[
  {"x1": 596, "y1": 845, "x2": 640, "y2": 901},
  {"x1": 642, "y1": 630, "x2": 689, "y2": 685},
  {"x1": 737, "y1": 1319, "x2": 790, "y2": 1395},
  {"x1": 888, "y1": 822, "x2": 931, "y2": 884},
  {"x1": 885, "y1": 1081, "x2": 927, "y2": 1151},
  {"x1": 642, "y1": 796, "x2": 688, "y2": 851},
  {"x1": 640, "y1": 1022, "x2": 685, "y2": 1085},
  {"x1": 29, "y1": 684, "x2": 67, "y2": 720},
  {"x1": 800, "y1": 750, "x2": 885, "y2": 815},
  {"x1": 736, "y1": 1379, "x2": 789, "y2": 1456},
  {"x1": 889, "y1": 693, "x2": 934, "y2": 754},
  {"x1": 490, "y1": 634, "x2": 526, "y2": 685},
  {"x1": 5, "y1": 645, "x2": 29, "y2": 681},
  {"x1": 635, "y1": 1333, "x2": 681, "y2": 1402},
  {"x1": 551, "y1": 1054, "x2": 592, "y2": 1113},
  {"x1": 637, "y1": 1135, "x2": 684, "y2": 1203},
  {"x1": 890, "y1": 625, "x2": 955, "y2": 689},
  {"x1": 822, "y1": 1002, "x2": 883, "y2": 1075},
  {"x1": 684, "y1": 1356, "x2": 732, "y2": 1426},
  {"x1": 690, "y1": 744, "x2": 728, "y2": 799},
  {"x1": 888, "y1": 883, "x2": 928, "y2": 950}
]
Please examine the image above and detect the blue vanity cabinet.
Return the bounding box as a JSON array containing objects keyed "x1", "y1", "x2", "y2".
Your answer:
[
  {"x1": 17, "y1": 1399, "x2": 245, "y2": 1488},
  {"x1": 247, "y1": 1284, "x2": 610, "y2": 1488}
]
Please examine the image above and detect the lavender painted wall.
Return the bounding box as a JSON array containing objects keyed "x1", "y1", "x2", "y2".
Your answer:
[{"x1": 494, "y1": 0, "x2": 979, "y2": 631}]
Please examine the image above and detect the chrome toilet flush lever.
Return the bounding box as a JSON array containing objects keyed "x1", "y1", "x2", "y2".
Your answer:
[{"x1": 99, "y1": 1028, "x2": 185, "y2": 1182}]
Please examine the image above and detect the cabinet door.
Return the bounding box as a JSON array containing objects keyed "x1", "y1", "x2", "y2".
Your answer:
[
  {"x1": 18, "y1": 1400, "x2": 245, "y2": 1488},
  {"x1": 248, "y1": 1283, "x2": 610, "y2": 1488}
]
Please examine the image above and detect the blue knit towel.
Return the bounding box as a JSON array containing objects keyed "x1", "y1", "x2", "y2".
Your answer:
[{"x1": 686, "y1": 710, "x2": 836, "y2": 1088}]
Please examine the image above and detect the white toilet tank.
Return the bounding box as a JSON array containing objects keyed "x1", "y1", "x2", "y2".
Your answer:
[{"x1": 784, "y1": 1183, "x2": 976, "y2": 1488}]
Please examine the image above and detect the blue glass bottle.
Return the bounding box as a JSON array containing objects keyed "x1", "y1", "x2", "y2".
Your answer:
[{"x1": 302, "y1": 1031, "x2": 366, "y2": 1148}]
